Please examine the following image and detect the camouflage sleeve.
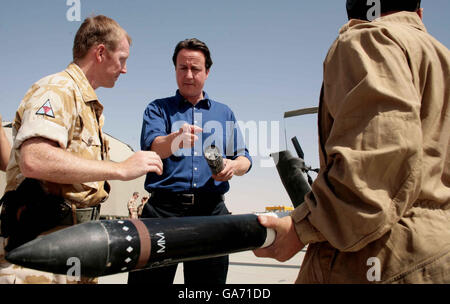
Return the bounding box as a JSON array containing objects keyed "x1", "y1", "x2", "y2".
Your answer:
[{"x1": 15, "y1": 84, "x2": 77, "y2": 150}]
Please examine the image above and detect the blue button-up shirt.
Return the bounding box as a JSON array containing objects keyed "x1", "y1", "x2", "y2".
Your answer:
[{"x1": 141, "y1": 90, "x2": 252, "y2": 194}]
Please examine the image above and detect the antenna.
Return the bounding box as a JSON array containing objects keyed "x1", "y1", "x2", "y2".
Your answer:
[{"x1": 291, "y1": 136, "x2": 304, "y2": 159}]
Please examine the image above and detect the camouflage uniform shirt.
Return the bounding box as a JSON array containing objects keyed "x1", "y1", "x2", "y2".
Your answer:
[
  {"x1": 5, "y1": 63, "x2": 110, "y2": 207},
  {"x1": 0, "y1": 63, "x2": 110, "y2": 284},
  {"x1": 127, "y1": 196, "x2": 139, "y2": 219}
]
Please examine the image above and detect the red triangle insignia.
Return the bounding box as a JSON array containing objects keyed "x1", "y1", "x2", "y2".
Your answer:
[{"x1": 36, "y1": 99, "x2": 55, "y2": 118}]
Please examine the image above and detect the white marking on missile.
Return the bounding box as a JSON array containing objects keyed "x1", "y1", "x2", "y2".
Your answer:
[
  {"x1": 126, "y1": 235, "x2": 132, "y2": 241},
  {"x1": 125, "y1": 258, "x2": 132, "y2": 263},
  {"x1": 261, "y1": 228, "x2": 276, "y2": 248},
  {"x1": 123, "y1": 226, "x2": 129, "y2": 232},
  {"x1": 118, "y1": 221, "x2": 124, "y2": 224},
  {"x1": 156, "y1": 232, "x2": 166, "y2": 253},
  {"x1": 259, "y1": 213, "x2": 278, "y2": 248},
  {"x1": 127, "y1": 246, "x2": 133, "y2": 253},
  {"x1": 121, "y1": 267, "x2": 127, "y2": 271}
]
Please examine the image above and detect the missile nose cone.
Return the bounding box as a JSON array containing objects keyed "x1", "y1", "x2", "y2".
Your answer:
[
  {"x1": 5, "y1": 240, "x2": 36, "y2": 265},
  {"x1": 6, "y1": 221, "x2": 110, "y2": 277}
]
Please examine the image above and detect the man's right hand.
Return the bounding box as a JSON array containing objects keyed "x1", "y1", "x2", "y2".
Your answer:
[
  {"x1": 171, "y1": 123, "x2": 203, "y2": 152},
  {"x1": 118, "y1": 151, "x2": 163, "y2": 181},
  {"x1": 150, "y1": 123, "x2": 203, "y2": 159}
]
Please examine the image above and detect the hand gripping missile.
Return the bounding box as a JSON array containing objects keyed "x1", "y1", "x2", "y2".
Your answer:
[{"x1": 6, "y1": 214, "x2": 276, "y2": 277}]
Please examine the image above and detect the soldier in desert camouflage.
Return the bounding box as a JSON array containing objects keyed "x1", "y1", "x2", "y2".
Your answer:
[
  {"x1": 0, "y1": 15, "x2": 163, "y2": 284},
  {"x1": 127, "y1": 192, "x2": 140, "y2": 219}
]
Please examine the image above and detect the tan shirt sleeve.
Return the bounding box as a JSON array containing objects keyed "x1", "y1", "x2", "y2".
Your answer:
[
  {"x1": 292, "y1": 25, "x2": 423, "y2": 252},
  {"x1": 15, "y1": 84, "x2": 76, "y2": 150}
]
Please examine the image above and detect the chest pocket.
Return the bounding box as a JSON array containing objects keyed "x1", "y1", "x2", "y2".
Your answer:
[
  {"x1": 81, "y1": 130, "x2": 101, "y2": 147},
  {"x1": 80, "y1": 128, "x2": 102, "y2": 161},
  {"x1": 78, "y1": 104, "x2": 101, "y2": 145}
]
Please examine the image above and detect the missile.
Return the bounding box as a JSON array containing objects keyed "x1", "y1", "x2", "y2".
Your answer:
[{"x1": 6, "y1": 214, "x2": 276, "y2": 277}]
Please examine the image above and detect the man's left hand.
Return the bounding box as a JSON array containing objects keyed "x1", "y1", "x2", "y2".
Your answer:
[{"x1": 212, "y1": 158, "x2": 235, "y2": 181}]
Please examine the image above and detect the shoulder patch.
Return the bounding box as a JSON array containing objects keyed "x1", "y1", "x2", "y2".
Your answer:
[{"x1": 36, "y1": 99, "x2": 55, "y2": 118}]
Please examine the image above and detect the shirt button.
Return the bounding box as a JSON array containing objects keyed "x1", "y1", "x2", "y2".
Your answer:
[
  {"x1": 194, "y1": 167, "x2": 198, "y2": 171},
  {"x1": 194, "y1": 151, "x2": 198, "y2": 156},
  {"x1": 194, "y1": 184, "x2": 197, "y2": 187}
]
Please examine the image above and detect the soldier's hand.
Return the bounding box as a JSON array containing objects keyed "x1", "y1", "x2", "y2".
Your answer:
[
  {"x1": 253, "y1": 215, "x2": 305, "y2": 262},
  {"x1": 171, "y1": 123, "x2": 202, "y2": 152},
  {"x1": 118, "y1": 151, "x2": 163, "y2": 181}
]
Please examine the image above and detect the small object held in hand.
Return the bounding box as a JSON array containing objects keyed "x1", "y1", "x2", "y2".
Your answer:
[{"x1": 204, "y1": 145, "x2": 224, "y2": 175}]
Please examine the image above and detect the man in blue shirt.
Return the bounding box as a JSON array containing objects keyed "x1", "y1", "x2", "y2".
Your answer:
[{"x1": 128, "y1": 38, "x2": 252, "y2": 284}]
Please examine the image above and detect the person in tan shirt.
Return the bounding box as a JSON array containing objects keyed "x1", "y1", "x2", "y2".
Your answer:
[
  {"x1": 255, "y1": 0, "x2": 450, "y2": 283},
  {"x1": 0, "y1": 15, "x2": 163, "y2": 284},
  {"x1": 127, "y1": 192, "x2": 140, "y2": 219}
]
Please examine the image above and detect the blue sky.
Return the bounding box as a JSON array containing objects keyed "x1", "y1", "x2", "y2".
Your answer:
[{"x1": 1, "y1": 1, "x2": 449, "y2": 213}]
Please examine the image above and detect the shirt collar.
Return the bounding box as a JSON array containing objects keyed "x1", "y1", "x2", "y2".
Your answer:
[
  {"x1": 340, "y1": 11, "x2": 427, "y2": 34},
  {"x1": 65, "y1": 63, "x2": 99, "y2": 103},
  {"x1": 176, "y1": 89, "x2": 211, "y2": 109}
]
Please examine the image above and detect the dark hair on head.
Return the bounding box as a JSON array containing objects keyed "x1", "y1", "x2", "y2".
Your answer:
[
  {"x1": 172, "y1": 38, "x2": 213, "y2": 70},
  {"x1": 346, "y1": 0, "x2": 421, "y2": 21}
]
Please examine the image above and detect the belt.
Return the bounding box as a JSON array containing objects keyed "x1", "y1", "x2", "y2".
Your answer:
[
  {"x1": 150, "y1": 191, "x2": 224, "y2": 206},
  {"x1": 59, "y1": 204, "x2": 101, "y2": 225}
]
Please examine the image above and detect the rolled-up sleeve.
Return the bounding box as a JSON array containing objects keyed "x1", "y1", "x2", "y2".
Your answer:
[
  {"x1": 15, "y1": 85, "x2": 75, "y2": 149},
  {"x1": 293, "y1": 26, "x2": 423, "y2": 252},
  {"x1": 140, "y1": 102, "x2": 168, "y2": 151}
]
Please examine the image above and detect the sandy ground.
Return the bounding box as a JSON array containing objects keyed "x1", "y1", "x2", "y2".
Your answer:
[{"x1": 99, "y1": 249, "x2": 306, "y2": 284}]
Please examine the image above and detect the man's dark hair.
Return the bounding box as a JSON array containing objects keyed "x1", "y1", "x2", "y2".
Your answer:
[
  {"x1": 172, "y1": 38, "x2": 213, "y2": 70},
  {"x1": 346, "y1": 0, "x2": 421, "y2": 21}
]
